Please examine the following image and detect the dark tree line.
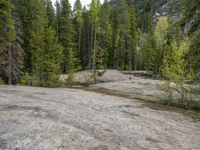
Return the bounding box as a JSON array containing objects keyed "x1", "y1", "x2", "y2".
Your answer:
[{"x1": 0, "y1": 0, "x2": 199, "y2": 86}]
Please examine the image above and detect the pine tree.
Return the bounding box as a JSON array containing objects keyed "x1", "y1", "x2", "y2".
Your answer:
[
  {"x1": 0, "y1": 0, "x2": 16, "y2": 84},
  {"x1": 128, "y1": 3, "x2": 137, "y2": 71},
  {"x1": 95, "y1": 42, "x2": 105, "y2": 70},
  {"x1": 46, "y1": 0, "x2": 56, "y2": 29},
  {"x1": 111, "y1": 9, "x2": 120, "y2": 68},
  {"x1": 9, "y1": 0, "x2": 24, "y2": 84},
  {"x1": 59, "y1": 0, "x2": 76, "y2": 81},
  {"x1": 27, "y1": 0, "x2": 62, "y2": 86},
  {"x1": 142, "y1": 12, "x2": 157, "y2": 72},
  {"x1": 98, "y1": 0, "x2": 111, "y2": 68},
  {"x1": 135, "y1": 0, "x2": 159, "y2": 33},
  {"x1": 42, "y1": 28, "x2": 62, "y2": 87},
  {"x1": 137, "y1": 31, "x2": 147, "y2": 70},
  {"x1": 17, "y1": 0, "x2": 37, "y2": 72},
  {"x1": 81, "y1": 6, "x2": 90, "y2": 67},
  {"x1": 118, "y1": 0, "x2": 130, "y2": 70},
  {"x1": 55, "y1": 0, "x2": 61, "y2": 40},
  {"x1": 155, "y1": 16, "x2": 169, "y2": 72},
  {"x1": 73, "y1": 0, "x2": 83, "y2": 62},
  {"x1": 182, "y1": 0, "x2": 200, "y2": 78},
  {"x1": 30, "y1": 0, "x2": 48, "y2": 84},
  {"x1": 89, "y1": 0, "x2": 101, "y2": 83},
  {"x1": 0, "y1": 0, "x2": 15, "y2": 43},
  {"x1": 143, "y1": 32, "x2": 157, "y2": 71}
]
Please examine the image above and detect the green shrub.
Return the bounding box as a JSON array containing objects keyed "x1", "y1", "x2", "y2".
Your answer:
[
  {"x1": 20, "y1": 73, "x2": 61, "y2": 88},
  {"x1": 161, "y1": 40, "x2": 200, "y2": 110},
  {"x1": 0, "y1": 78, "x2": 4, "y2": 85},
  {"x1": 20, "y1": 73, "x2": 42, "y2": 87},
  {"x1": 42, "y1": 75, "x2": 61, "y2": 88},
  {"x1": 65, "y1": 78, "x2": 79, "y2": 87},
  {"x1": 20, "y1": 73, "x2": 33, "y2": 86},
  {"x1": 190, "y1": 86, "x2": 200, "y2": 94},
  {"x1": 162, "y1": 97, "x2": 200, "y2": 111}
]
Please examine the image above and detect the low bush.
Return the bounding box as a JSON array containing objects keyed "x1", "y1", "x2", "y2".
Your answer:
[
  {"x1": 162, "y1": 96, "x2": 200, "y2": 111},
  {"x1": 20, "y1": 73, "x2": 33, "y2": 86},
  {"x1": 20, "y1": 73, "x2": 61, "y2": 87},
  {"x1": 161, "y1": 40, "x2": 200, "y2": 111},
  {"x1": 65, "y1": 78, "x2": 79, "y2": 87},
  {"x1": 0, "y1": 78, "x2": 4, "y2": 85}
]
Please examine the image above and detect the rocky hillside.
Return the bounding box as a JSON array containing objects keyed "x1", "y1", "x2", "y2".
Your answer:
[
  {"x1": 153, "y1": 0, "x2": 183, "y2": 21},
  {"x1": 109, "y1": 0, "x2": 183, "y2": 32},
  {"x1": 134, "y1": 0, "x2": 183, "y2": 24}
]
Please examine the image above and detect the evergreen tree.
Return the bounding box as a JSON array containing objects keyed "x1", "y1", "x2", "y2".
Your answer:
[
  {"x1": 81, "y1": 6, "x2": 90, "y2": 67},
  {"x1": 30, "y1": 0, "x2": 48, "y2": 84},
  {"x1": 59, "y1": 0, "x2": 76, "y2": 81},
  {"x1": 144, "y1": 32, "x2": 157, "y2": 71},
  {"x1": 42, "y1": 28, "x2": 62, "y2": 87},
  {"x1": 0, "y1": 0, "x2": 16, "y2": 84},
  {"x1": 25, "y1": 0, "x2": 62, "y2": 86},
  {"x1": 98, "y1": 0, "x2": 111, "y2": 68},
  {"x1": 155, "y1": 16, "x2": 169, "y2": 72},
  {"x1": 118, "y1": 0, "x2": 130, "y2": 69},
  {"x1": 17, "y1": 0, "x2": 39, "y2": 72},
  {"x1": 0, "y1": 0, "x2": 15, "y2": 43},
  {"x1": 55, "y1": 0, "x2": 61, "y2": 40},
  {"x1": 142, "y1": 12, "x2": 157, "y2": 72},
  {"x1": 137, "y1": 31, "x2": 147, "y2": 70},
  {"x1": 181, "y1": 0, "x2": 200, "y2": 78},
  {"x1": 128, "y1": 3, "x2": 137, "y2": 71},
  {"x1": 135, "y1": 0, "x2": 159, "y2": 33},
  {"x1": 89, "y1": 0, "x2": 101, "y2": 83},
  {"x1": 95, "y1": 42, "x2": 105, "y2": 70},
  {"x1": 46, "y1": 0, "x2": 56, "y2": 29},
  {"x1": 73, "y1": 0, "x2": 83, "y2": 62},
  {"x1": 110, "y1": 9, "x2": 120, "y2": 68}
]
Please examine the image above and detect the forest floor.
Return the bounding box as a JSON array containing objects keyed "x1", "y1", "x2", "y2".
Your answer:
[{"x1": 0, "y1": 80, "x2": 200, "y2": 149}]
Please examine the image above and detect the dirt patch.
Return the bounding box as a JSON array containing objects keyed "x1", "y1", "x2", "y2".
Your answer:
[
  {"x1": 0, "y1": 105, "x2": 41, "y2": 111},
  {"x1": 142, "y1": 102, "x2": 200, "y2": 121},
  {"x1": 80, "y1": 87, "x2": 200, "y2": 120}
]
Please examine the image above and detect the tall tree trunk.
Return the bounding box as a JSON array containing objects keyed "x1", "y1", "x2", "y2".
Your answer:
[
  {"x1": 138, "y1": 49, "x2": 142, "y2": 70},
  {"x1": 56, "y1": 18, "x2": 59, "y2": 42},
  {"x1": 93, "y1": 24, "x2": 96, "y2": 84},
  {"x1": 8, "y1": 42, "x2": 12, "y2": 85},
  {"x1": 87, "y1": 26, "x2": 90, "y2": 67},
  {"x1": 78, "y1": 26, "x2": 81, "y2": 58},
  {"x1": 8, "y1": 1, "x2": 12, "y2": 85},
  {"x1": 56, "y1": 0, "x2": 59, "y2": 42},
  {"x1": 89, "y1": 16, "x2": 93, "y2": 68},
  {"x1": 129, "y1": 47, "x2": 132, "y2": 73}
]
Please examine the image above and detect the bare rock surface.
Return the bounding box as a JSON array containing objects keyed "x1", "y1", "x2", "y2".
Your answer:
[
  {"x1": 0, "y1": 86, "x2": 200, "y2": 150},
  {"x1": 60, "y1": 70, "x2": 140, "y2": 83},
  {"x1": 93, "y1": 77, "x2": 163, "y2": 101}
]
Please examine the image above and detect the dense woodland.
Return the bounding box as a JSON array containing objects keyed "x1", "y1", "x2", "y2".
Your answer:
[{"x1": 0, "y1": 0, "x2": 199, "y2": 86}]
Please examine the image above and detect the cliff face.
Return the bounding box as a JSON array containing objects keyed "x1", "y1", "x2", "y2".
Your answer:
[
  {"x1": 152, "y1": 0, "x2": 199, "y2": 38},
  {"x1": 133, "y1": 0, "x2": 183, "y2": 32},
  {"x1": 110, "y1": 0, "x2": 183, "y2": 31},
  {"x1": 135, "y1": 0, "x2": 182, "y2": 22},
  {"x1": 154, "y1": 0, "x2": 183, "y2": 21}
]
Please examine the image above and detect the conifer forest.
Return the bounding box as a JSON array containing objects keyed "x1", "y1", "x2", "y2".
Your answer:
[{"x1": 0, "y1": 0, "x2": 199, "y2": 86}]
